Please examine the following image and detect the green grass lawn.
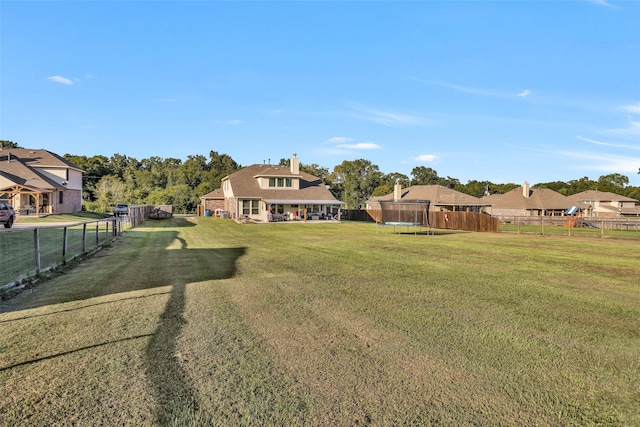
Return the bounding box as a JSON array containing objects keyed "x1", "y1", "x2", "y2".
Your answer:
[
  {"x1": 1, "y1": 218, "x2": 638, "y2": 425},
  {"x1": 16, "y1": 211, "x2": 109, "y2": 224}
]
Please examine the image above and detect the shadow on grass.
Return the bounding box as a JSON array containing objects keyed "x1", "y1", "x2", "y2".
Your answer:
[
  {"x1": 0, "y1": 290, "x2": 172, "y2": 324},
  {"x1": 0, "y1": 333, "x2": 155, "y2": 373},
  {"x1": 2, "y1": 219, "x2": 246, "y2": 425},
  {"x1": 140, "y1": 233, "x2": 246, "y2": 425}
]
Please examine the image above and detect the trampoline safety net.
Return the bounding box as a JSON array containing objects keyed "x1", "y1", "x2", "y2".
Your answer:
[{"x1": 377, "y1": 200, "x2": 431, "y2": 226}]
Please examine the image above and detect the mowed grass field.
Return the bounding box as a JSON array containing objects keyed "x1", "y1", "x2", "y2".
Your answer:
[{"x1": 1, "y1": 217, "x2": 638, "y2": 426}]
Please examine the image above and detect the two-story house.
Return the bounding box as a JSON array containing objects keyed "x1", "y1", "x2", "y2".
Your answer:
[
  {"x1": 481, "y1": 181, "x2": 582, "y2": 218},
  {"x1": 566, "y1": 190, "x2": 640, "y2": 217},
  {"x1": 200, "y1": 154, "x2": 343, "y2": 221},
  {"x1": 0, "y1": 148, "x2": 84, "y2": 215}
]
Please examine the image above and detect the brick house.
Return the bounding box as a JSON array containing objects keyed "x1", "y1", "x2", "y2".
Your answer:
[
  {"x1": 0, "y1": 148, "x2": 84, "y2": 215},
  {"x1": 200, "y1": 154, "x2": 343, "y2": 221}
]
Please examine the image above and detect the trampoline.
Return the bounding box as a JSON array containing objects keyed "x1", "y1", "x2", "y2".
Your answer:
[{"x1": 376, "y1": 200, "x2": 432, "y2": 235}]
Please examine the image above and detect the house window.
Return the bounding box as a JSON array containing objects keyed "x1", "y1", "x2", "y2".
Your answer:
[
  {"x1": 59, "y1": 191, "x2": 64, "y2": 204},
  {"x1": 242, "y1": 200, "x2": 260, "y2": 215},
  {"x1": 269, "y1": 178, "x2": 276, "y2": 187},
  {"x1": 285, "y1": 178, "x2": 292, "y2": 187},
  {"x1": 277, "y1": 178, "x2": 284, "y2": 187}
]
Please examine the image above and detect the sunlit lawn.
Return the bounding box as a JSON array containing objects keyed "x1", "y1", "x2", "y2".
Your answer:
[{"x1": 1, "y1": 218, "x2": 638, "y2": 425}]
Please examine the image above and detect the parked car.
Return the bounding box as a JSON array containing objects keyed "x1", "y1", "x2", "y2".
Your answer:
[
  {"x1": 0, "y1": 202, "x2": 15, "y2": 228},
  {"x1": 113, "y1": 203, "x2": 129, "y2": 216}
]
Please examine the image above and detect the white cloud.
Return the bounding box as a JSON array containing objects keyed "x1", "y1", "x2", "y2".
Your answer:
[
  {"x1": 411, "y1": 154, "x2": 439, "y2": 162},
  {"x1": 214, "y1": 119, "x2": 243, "y2": 125},
  {"x1": 336, "y1": 142, "x2": 381, "y2": 150},
  {"x1": 621, "y1": 103, "x2": 640, "y2": 115},
  {"x1": 46, "y1": 75, "x2": 74, "y2": 85},
  {"x1": 607, "y1": 120, "x2": 640, "y2": 136},
  {"x1": 588, "y1": 0, "x2": 614, "y2": 7},
  {"x1": 412, "y1": 78, "x2": 507, "y2": 98},
  {"x1": 577, "y1": 135, "x2": 639, "y2": 149},
  {"x1": 348, "y1": 104, "x2": 431, "y2": 127},
  {"x1": 559, "y1": 150, "x2": 640, "y2": 173},
  {"x1": 327, "y1": 136, "x2": 354, "y2": 144},
  {"x1": 364, "y1": 109, "x2": 421, "y2": 127},
  {"x1": 414, "y1": 78, "x2": 536, "y2": 101}
]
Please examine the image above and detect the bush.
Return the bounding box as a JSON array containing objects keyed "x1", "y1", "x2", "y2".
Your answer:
[{"x1": 82, "y1": 201, "x2": 104, "y2": 213}]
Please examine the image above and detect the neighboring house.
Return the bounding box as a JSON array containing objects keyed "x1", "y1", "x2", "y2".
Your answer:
[
  {"x1": 566, "y1": 190, "x2": 640, "y2": 217},
  {"x1": 481, "y1": 181, "x2": 583, "y2": 217},
  {"x1": 366, "y1": 183, "x2": 490, "y2": 212},
  {"x1": 0, "y1": 148, "x2": 84, "y2": 215},
  {"x1": 200, "y1": 154, "x2": 343, "y2": 221}
]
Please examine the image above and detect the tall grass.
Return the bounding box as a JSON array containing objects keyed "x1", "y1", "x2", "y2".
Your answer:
[{"x1": 1, "y1": 218, "x2": 638, "y2": 425}]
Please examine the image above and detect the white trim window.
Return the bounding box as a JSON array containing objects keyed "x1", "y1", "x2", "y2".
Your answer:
[
  {"x1": 268, "y1": 178, "x2": 293, "y2": 188},
  {"x1": 242, "y1": 200, "x2": 260, "y2": 215}
]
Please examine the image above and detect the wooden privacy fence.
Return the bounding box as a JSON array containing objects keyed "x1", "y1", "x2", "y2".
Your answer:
[
  {"x1": 342, "y1": 209, "x2": 376, "y2": 222},
  {"x1": 360, "y1": 209, "x2": 499, "y2": 232},
  {"x1": 429, "y1": 211, "x2": 499, "y2": 232}
]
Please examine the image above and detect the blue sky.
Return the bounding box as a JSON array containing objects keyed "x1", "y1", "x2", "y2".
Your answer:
[{"x1": 2, "y1": 1, "x2": 639, "y2": 186}]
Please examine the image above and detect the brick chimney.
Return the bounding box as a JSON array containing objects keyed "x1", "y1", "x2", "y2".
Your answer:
[
  {"x1": 522, "y1": 181, "x2": 530, "y2": 198},
  {"x1": 290, "y1": 153, "x2": 300, "y2": 175}
]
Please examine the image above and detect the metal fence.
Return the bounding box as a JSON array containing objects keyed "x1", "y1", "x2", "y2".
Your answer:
[
  {"x1": 498, "y1": 216, "x2": 640, "y2": 239},
  {"x1": 0, "y1": 206, "x2": 156, "y2": 293},
  {"x1": 0, "y1": 219, "x2": 119, "y2": 291}
]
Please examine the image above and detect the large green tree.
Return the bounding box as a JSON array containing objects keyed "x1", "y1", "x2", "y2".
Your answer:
[
  {"x1": 64, "y1": 154, "x2": 113, "y2": 201},
  {"x1": 0, "y1": 140, "x2": 21, "y2": 149},
  {"x1": 371, "y1": 172, "x2": 410, "y2": 197},
  {"x1": 330, "y1": 159, "x2": 382, "y2": 209},
  {"x1": 410, "y1": 166, "x2": 459, "y2": 188},
  {"x1": 410, "y1": 166, "x2": 440, "y2": 185},
  {"x1": 94, "y1": 175, "x2": 126, "y2": 211},
  {"x1": 596, "y1": 173, "x2": 629, "y2": 193}
]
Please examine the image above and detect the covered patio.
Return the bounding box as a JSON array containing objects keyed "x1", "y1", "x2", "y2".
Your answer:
[{"x1": 0, "y1": 183, "x2": 52, "y2": 216}]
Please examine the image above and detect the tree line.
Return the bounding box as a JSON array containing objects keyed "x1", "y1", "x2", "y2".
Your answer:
[
  {"x1": 65, "y1": 153, "x2": 640, "y2": 212},
  {"x1": 2, "y1": 140, "x2": 639, "y2": 212}
]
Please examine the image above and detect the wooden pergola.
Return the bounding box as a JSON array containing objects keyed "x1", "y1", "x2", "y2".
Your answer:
[{"x1": 0, "y1": 183, "x2": 50, "y2": 215}]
